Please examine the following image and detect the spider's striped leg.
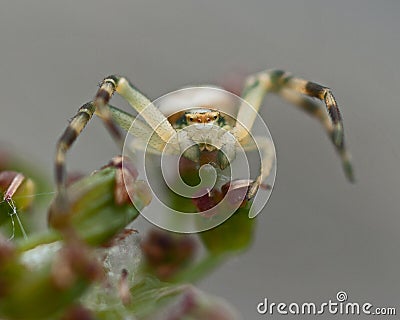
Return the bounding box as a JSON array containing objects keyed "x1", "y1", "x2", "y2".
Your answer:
[
  {"x1": 109, "y1": 76, "x2": 178, "y2": 145},
  {"x1": 108, "y1": 105, "x2": 170, "y2": 155},
  {"x1": 282, "y1": 72, "x2": 344, "y2": 148},
  {"x1": 234, "y1": 69, "x2": 354, "y2": 182},
  {"x1": 55, "y1": 75, "x2": 179, "y2": 200},
  {"x1": 55, "y1": 78, "x2": 125, "y2": 195},
  {"x1": 240, "y1": 136, "x2": 275, "y2": 199},
  {"x1": 54, "y1": 101, "x2": 164, "y2": 212},
  {"x1": 103, "y1": 75, "x2": 185, "y2": 156},
  {"x1": 55, "y1": 102, "x2": 95, "y2": 194},
  {"x1": 279, "y1": 88, "x2": 353, "y2": 181},
  {"x1": 93, "y1": 77, "x2": 125, "y2": 149}
]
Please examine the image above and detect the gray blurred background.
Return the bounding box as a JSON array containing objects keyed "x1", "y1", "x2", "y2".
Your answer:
[{"x1": 1, "y1": 1, "x2": 399, "y2": 318}]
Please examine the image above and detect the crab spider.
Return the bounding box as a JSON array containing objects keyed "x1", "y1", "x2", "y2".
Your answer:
[{"x1": 55, "y1": 69, "x2": 354, "y2": 211}]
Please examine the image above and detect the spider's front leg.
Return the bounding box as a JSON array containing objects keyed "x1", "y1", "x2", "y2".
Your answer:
[
  {"x1": 232, "y1": 69, "x2": 354, "y2": 200},
  {"x1": 240, "y1": 136, "x2": 275, "y2": 199},
  {"x1": 55, "y1": 78, "x2": 129, "y2": 198},
  {"x1": 216, "y1": 131, "x2": 238, "y2": 170},
  {"x1": 53, "y1": 75, "x2": 173, "y2": 217}
]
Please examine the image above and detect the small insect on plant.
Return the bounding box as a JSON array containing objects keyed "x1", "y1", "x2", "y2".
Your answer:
[
  {"x1": 54, "y1": 69, "x2": 354, "y2": 215},
  {"x1": 0, "y1": 171, "x2": 32, "y2": 239}
]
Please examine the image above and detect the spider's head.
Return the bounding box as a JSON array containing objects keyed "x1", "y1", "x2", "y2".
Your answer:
[{"x1": 184, "y1": 109, "x2": 220, "y2": 126}]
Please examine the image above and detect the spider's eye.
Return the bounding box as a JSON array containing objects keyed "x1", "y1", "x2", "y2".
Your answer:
[
  {"x1": 189, "y1": 117, "x2": 194, "y2": 122},
  {"x1": 213, "y1": 115, "x2": 218, "y2": 120}
]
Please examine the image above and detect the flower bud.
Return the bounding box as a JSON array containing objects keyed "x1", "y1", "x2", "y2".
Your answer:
[
  {"x1": 48, "y1": 157, "x2": 151, "y2": 246},
  {"x1": 141, "y1": 229, "x2": 197, "y2": 280}
]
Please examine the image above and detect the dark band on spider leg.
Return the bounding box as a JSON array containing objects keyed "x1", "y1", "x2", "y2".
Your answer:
[
  {"x1": 243, "y1": 69, "x2": 288, "y2": 97},
  {"x1": 304, "y1": 82, "x2": 342, "y2": 124},
  {"x1": 269, "y1": 70, "x2": 287, "y2": 83},
  {"x1": 55, "y1": 103, "x2": 95, "y2": 188},
  {"x1": 95, "y1": 89, "x2": 112, "y2": 104},
  {"x1": 57, "y1": 114, "x2": 91, "y2": 152},
  {"x1": 305, "y1": 81, "x2": 326, "y2": 98},
  {"x1": 95, "y1": 76, "x2": 119, "y2": 104},
  {"x1": 60, "y1": 127, "x2": 78, "y2": 147},
  {"x1": 324, "y1": 92, "x2": 342, "y2": 124},
  {"x1": 270, "y1": 70, "x2": 292, "y2": 88},
  {"x1": 55, "y1": 160, "x2": 65, "y2": 187},
  {"x1": 94, "y1": 78, "x2": 125, "y2": 146}
]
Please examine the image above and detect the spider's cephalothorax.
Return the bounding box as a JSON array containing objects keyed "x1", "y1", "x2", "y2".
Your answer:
[
  {"x1": 172, "y1": 108, "x2": 231, "y2": 153},
  {"x1": 54, "y1": 70, "x2": 354, "y2": 210}
]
